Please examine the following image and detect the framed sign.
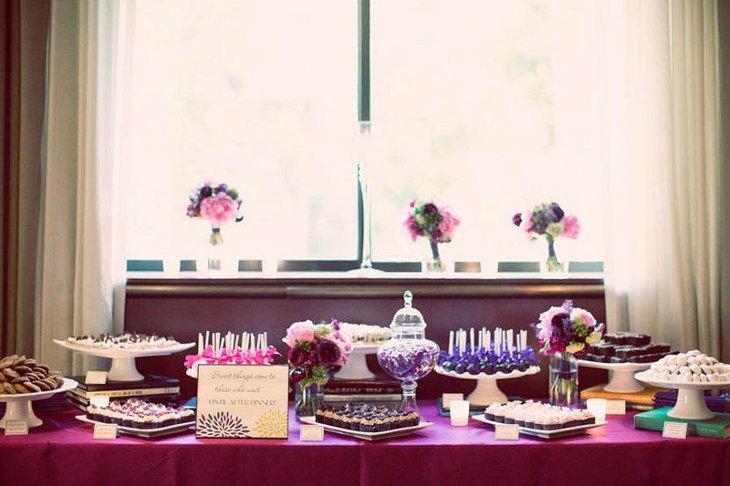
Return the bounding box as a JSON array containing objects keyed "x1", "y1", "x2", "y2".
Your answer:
[{"x1": 196, "y1": 364, "x2": 289, "y2": 439}]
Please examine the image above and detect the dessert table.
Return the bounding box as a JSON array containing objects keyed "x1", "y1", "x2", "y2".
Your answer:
[{"x1": 0, "y1": 402, "x2": 728, "y2": 486}]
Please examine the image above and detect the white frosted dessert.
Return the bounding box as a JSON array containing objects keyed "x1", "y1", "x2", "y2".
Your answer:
[
  {"x1": 644, "y1": 350, "x2": 730, "y2": 383},
  {"x1": 483, "y1": 400, "x2": 595, "y2": 430},
  {"x1": 66, "y1": 333, "x2": 180, "y2": 350},
  {"x1": 338, "y1": 322, "x2": 392, "y2": 346}
]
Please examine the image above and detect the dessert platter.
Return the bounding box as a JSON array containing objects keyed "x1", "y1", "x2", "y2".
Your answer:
[
  {"x1": 0, "y1": 354, "x2": 78, "y2": 428},
  {"x1": 635, "y1": 350, "x2": 730, "y2": 420},
  {"x1": 435, "y1": 328, "x2": 540, "y2": 405},
  {"x1": 54, "y1": 333, "x2": 195, "y2": 382},
  {"x1": 578, "y1": 332, "x2": 675, "y2": 393},
  {"x1": 335, "y1": 323, "x2": 392, "y2": 380},
  {"x1": 76, "y1": 398, "x2": 196, "y2": 438},
  {"x1": 301, "y1": 402, "x2": 432, "y2": 441},
  {"x1": 473, "y1": 400, "x2": 605, "y2": 439}
]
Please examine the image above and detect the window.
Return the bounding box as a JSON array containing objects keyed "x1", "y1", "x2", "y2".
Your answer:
[{"x1": 123, "y1": 0, "x2": 605, "y2": 269}]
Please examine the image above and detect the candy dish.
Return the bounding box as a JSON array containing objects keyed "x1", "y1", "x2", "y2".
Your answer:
[
  {"x1": 576, "y1": 360, "x2": 652, "y2": 393},
  {"x1": 299, "y1": 416, "x2": 432, "y2": 441},
  {"x1": 0, "y1": 378, "x2": 78, "y2": 428},
  {"x1": 435, "y1": 365, "x2": 540, "y2": 406},
  {"x1": 54, "y1": 339, "x2": 195, "y2": 382},
  {"x1": 635, "y1": 371, "x2": 730, "y2": 420},
  {"x1": 472, "y1": 414, "x2": 606, "y2": 439},
  {"x1": 76, "y1": 415, "x2": 194, "y2": 438}
]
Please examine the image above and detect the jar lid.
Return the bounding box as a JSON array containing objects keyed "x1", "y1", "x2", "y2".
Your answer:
[{"x1": 389, "y1": 290, "x2": 427, "y2": 329}]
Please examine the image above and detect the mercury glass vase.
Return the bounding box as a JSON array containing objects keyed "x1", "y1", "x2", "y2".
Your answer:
[{"x1": 548, "y1": 352, "x2": 579, "y2": 408}]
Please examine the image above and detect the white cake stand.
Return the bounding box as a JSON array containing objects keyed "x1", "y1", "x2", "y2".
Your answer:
[
  {"x1": 335, "y1": 345, "x2": 379, "y2": 380},
  {"x1": 635, "y1": 371, "x2": 730, "y2": 420},
  {"x1": 576, "y1": 360, "x2": 652, "y2": 393},
  {"x1": 0, "y1": 378, "x2": 78, "y2": 428},
  {"x1": 435, "y1": 366, "x2": 540, "y2": 406},
  {"x1": 53, "y1": 340, "x2": 195, "y2": 382}
]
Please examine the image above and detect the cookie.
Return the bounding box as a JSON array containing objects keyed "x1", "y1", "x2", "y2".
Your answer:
[
  {"x1": 11, "y1": 355, "x2": 26, "y2": 367},
  {"x1": 2, "y1": 382, "x2": 15, "y2": 394},
  {"x1": 0, "y1": 356, "x2": 16, "y2": 370},
  {"x1": 34, "y1": 380, "x2": 51, "y2": 391},
  {"x1": 11, "y1": 376, "x2": 30, "y2": 384},
  {"x1": 14, "y1": 365, "x2": 33, "y2": 374},
  {"x1": 24, "y1": 382, "x2": 41, "y2": 393},
  {"x1": 13, "y1": 383, "x2": 30, "y2": 393},
  {"x1": 2, "y1": 368, "x2": 19, "y2": 379}
]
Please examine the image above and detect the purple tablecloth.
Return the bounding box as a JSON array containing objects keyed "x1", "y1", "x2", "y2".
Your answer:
[{"x1": 1, "y1": 402, "x2": 728, "y2": 486}]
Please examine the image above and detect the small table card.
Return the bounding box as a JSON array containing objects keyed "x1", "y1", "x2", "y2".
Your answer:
[
  {"x1": 662, "y1": 421, "x2": 688, "y2": 439},
  {"x1": 4, "y1": 420, "x2": 29, "y2": 436},
  {"x1": 300, "y1": 424, "x2": 324, "y2": 442},
  {"x1": 85, "y1": 371, "x2": 108, "y2": 385},
  {"x1": 494, "y1": 424, "x2": 520, "y2": 440},
  {"x1": 196, "y1": 364, "x2": 289, "y2": 439},
  {"x1": 606, "y1": 400, "x2": 626, "y2": 415},
  {"x1": 90, "y1": 395, "x2": 110, "y2": 407},
  {"x1": 93, "y1": 423, "x2": 118, "y2": 440},
  {"x1": 442, "y1": 393, "x2": 464, "y2": 410}
]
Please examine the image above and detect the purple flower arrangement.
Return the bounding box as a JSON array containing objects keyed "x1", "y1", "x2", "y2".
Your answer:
[
  {"x1": 405, "y1": 199, "x2": 460, "y2": 265},
  {"x1": 285, "y1": 319, "x2": 353, "y2": 388},
  {"x1": 534, "y1": 300, "x2": 604, "y2": 356},
  {"x1": 513, "y1": 202, "x2": 580, "y2": 272},
  {"x1": 438, "y1": 328, "x2": 539, "y2": 376}
]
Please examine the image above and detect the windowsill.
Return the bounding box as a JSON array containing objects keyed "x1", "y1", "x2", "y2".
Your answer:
[{"x1": 125, "y1": 273, "x2": 604, "y2": 298}]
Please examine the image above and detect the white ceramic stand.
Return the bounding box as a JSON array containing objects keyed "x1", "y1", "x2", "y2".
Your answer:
[
  {"x1": 576, "y1": 360, "x2": 652, "y2": 393},
  {"x1": 335, "y1": 346, "x2": 378, "y2": 380},
  {"x1": 0, "y1": 378, "x2": 78, "y2": 428},
  {"x1": 54, "y1": 340, "x2": 195, "y2": 382},
  {"x1": 435, "y1": 366, "x2": 540, "y2": 406},
  {"x1": 635, "y1": 371, "x2": 729, "y2": 420}
]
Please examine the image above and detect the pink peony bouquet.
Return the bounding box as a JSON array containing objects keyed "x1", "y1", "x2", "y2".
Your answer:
[
  {"x1": 534, "y1": 300, "x2": 604, "y2": 356},
  {"x1": 187, "y1": 182, "x2": 243, "y2": 245},
  {"x1": 405, "y1": 199, "x2": 460, "y2": 266},
  {"x1": 512, "y1": 202, "x2": 579, "y2": 272},
  {"x1": 286, "y1": 319, "x2": 352, "y2": 387}
]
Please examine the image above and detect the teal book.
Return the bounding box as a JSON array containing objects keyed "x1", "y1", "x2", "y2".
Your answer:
[{"x1": 634, "y1": 407, "x2": 730, "y2": 439}]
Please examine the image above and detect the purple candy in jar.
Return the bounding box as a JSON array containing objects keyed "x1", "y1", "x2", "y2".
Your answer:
[{"x1": 377, "y1": 291, "x2": 440, "y2": 414}]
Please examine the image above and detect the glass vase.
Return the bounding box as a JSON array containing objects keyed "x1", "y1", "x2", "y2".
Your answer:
[
  {"x1": 548, "y1": 352, "x2": 579, "y2": 408},
  {"x1": 294, "y1": 381, "x2": 321, "y2": 419},
  {"x1": 207, "y1": 228, "x2": 224, "y2": 272},
  {"x1": 423, "y1": 241, "x2": 446, "y2": 273},
  {"x1": 542, "y1": 238, "x2": 564, "y2": 273}
]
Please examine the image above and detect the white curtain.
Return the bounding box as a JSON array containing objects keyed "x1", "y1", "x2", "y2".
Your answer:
[
  {"x1": 37, "y1": 0, "x2": 130, "y2": 372},
  {"x1": 598, "y1": 0, "x2": 720, "y2": 355}
]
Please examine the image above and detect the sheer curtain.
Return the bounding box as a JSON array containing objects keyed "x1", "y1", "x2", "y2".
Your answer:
[
  {"x1": 37, "y1": 0, "x2": 129, "y2": 372},
  {"x1": 598, "y1": 0, "x2": 721, "y2": 356}
]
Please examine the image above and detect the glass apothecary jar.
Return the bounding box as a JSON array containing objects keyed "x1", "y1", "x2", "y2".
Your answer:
[{"x1": 376, "y1": 290, "x2": 440, "y2": 414}]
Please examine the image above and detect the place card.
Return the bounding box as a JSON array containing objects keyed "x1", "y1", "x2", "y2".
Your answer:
[
  {"x1": 4, "y1": 420, "x2": 28, "y2": 436},
  {"x1": 606, "y1": 400, "x2": 626, "y2": 415},
  {"x1": 299, "y1": 424, "x2": 324, "y2": 442},
  {"x1": 662, "y1": 421, "x2": 688, "y2": 439},
  {"x1": 442, "y1": 393, "x2": 464, "y2": 410},
  {"x1": 85, "y1": 371, "x2": 108, "y2": 385},
  {"x1": 93, "y1": 423, "x2": 118, "y2": 440},
  {"x1": 90, "y1": 395, "x2": 110, "y2": 407},
  {"x1": 196, "y1": 364, "x2": 289, "y2": 439},
  {"x1": 494, "y1": 424, "x2": 520, "y2": 440}
]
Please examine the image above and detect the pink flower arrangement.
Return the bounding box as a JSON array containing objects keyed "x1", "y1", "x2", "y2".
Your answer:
[
  {"x1": 513, "y1": 202, "x2": 579, "y2": 271},
  {"x1": 187, "y1": 181, "x2": 243, "y2": 230},
  {"x1": 285, "y1": 319, "x2": 352, "y2": 387},
  {"x1": 534, "y1": 300, "x2": 604, "y2": 356},
  {"x1": 405, "y1": 199, "x2": 460, "y2": 244}
]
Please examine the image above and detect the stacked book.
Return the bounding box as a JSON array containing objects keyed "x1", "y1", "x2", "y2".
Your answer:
[
  {"x1": 66, "y1": 375, "x2": 181, "y2": 411},
  {"x1": 580, "y1": 384, "x2": 667, "y2": 411},
  {"x1": 322, "y1": 375, "x2": 402, "y2": 406},
  {"x1": 634, "y1": 407, "x2": 730, "y2": 439}
]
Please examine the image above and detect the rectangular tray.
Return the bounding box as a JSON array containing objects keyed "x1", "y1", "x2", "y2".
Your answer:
[
  {"x1": 472, "y1": 414, "x2": 606, "y2": 439},
  {"x1": 75, "y1": 414, "x2": 195, "y2": 438},
  {"x1": 299, "y1": 416, "x2": 432, "y2": 441}
]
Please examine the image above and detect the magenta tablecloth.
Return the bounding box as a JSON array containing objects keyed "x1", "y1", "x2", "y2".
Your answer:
[{"x1": 1, "y1": 402, "x2": 728, "y2": 486}]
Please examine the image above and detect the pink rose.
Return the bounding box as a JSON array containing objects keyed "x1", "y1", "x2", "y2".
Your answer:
[
  {"x1": 571, "y1": 307, "x2": 596, "y2": 330},
  {"x1": 199, "y1": 193, "x2": 239, "y2": 229},
  {"x1": 437, "y1": 209, "x2": 460, "y2": 243},
  {"x1": 404, "y1": 215, "x2": 422, "y2": 242},
  {"x1": 286, "y1": 320, "x2": 316, "y2": 347},
  {"x1": 519, "y1": 210, "x2": 534, "y2": 235},
  {"x1": 561, "y1": 214, "x2": 581, "y2": 239}
]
